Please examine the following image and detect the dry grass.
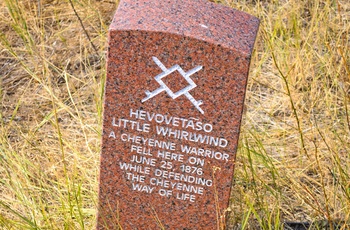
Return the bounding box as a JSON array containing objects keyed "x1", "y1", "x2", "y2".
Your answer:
[{"x1": 0, "y1": 0, "x2": 349, "y2": 229}]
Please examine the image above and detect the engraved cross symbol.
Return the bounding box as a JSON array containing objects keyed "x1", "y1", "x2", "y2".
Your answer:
[{"x1": 142, "y1": 57, "x2": 204, "y2": 114}]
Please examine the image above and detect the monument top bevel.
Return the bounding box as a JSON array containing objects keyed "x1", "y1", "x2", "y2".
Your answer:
[{"x1": 110, "y1": 0, "x2": 259, "y2": 56}]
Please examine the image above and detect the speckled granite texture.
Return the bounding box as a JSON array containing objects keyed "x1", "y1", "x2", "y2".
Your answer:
[{"x1": 98, "y1": 0, "x2": 259, "y2": 229}]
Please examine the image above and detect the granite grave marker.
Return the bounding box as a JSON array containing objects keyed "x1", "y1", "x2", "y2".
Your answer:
[{"x1": 98, "y1": 0, "x2": 259, "y2": 229}]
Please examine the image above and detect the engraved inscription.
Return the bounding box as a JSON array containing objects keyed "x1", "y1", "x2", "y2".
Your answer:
[{"x1": 108, "y1": 108, "x2": 232, "y2": 203}]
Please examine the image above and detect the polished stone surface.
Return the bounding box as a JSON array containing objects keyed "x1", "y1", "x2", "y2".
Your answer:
[{"x1": 98, "y1": 0, "x2": 259, "y2": 229}]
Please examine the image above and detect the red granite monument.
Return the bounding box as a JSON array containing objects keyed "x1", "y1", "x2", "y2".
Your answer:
[{"x1": 98, "y1": 0, "x2": 259, "y2": 229}]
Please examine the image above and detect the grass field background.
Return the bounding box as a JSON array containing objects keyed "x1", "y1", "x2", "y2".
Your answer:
[{"x1": 0, "y1": 0, "x2": 349, "y2": 229}]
